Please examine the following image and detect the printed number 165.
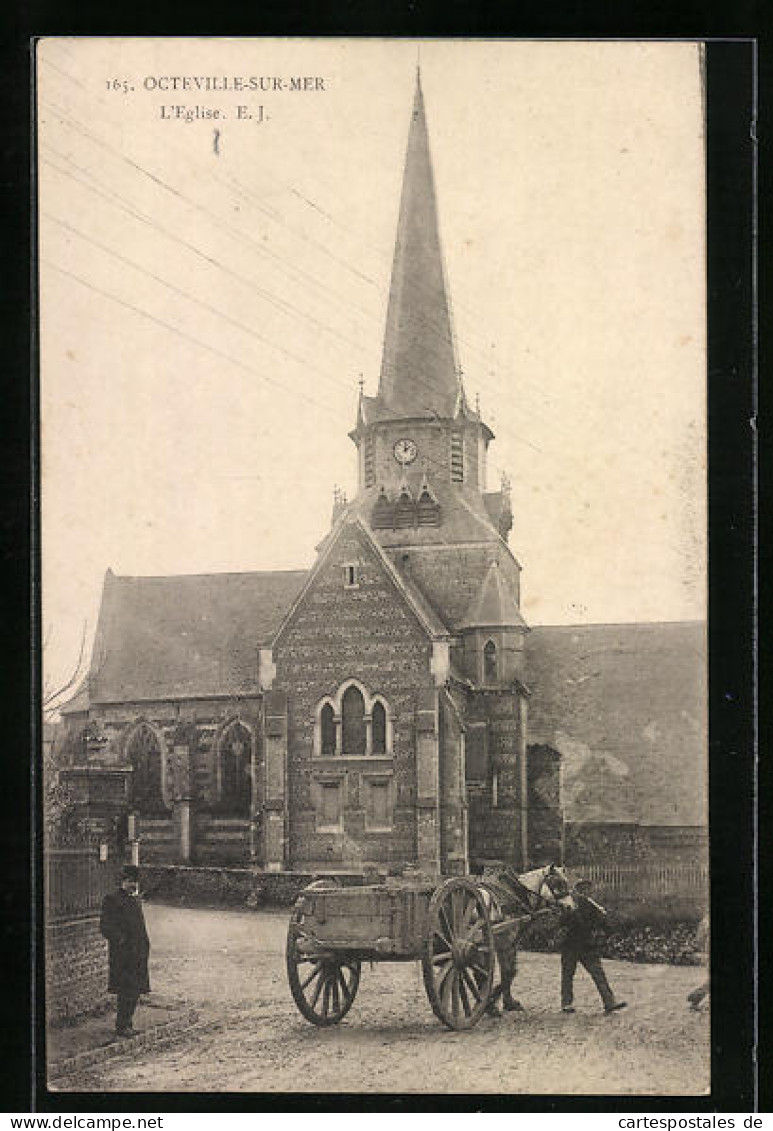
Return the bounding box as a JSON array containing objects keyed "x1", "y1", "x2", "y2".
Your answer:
[{"x1": 106, "y1": 79, "x2": 134, "y2": 93}]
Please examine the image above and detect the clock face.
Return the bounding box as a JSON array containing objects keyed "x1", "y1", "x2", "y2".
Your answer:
[{"x1": 393, "y1": 438, "x2": 418, "y2": 466}]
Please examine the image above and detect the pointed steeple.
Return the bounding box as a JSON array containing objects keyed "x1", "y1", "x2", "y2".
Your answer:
[{"x1": 378, "y1": 69, "x2": 460, "y2": 419}]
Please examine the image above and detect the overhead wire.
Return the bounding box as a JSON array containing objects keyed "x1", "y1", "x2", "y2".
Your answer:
[
  {"x1": 39, "y1": 56, "x2": 562, "y2": 419},
  {"x1": 38, "y1": 61, "x2": 609, "y2": 497}
]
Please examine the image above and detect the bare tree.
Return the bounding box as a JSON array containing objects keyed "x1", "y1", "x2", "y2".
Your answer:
[
  {"x1": 42, "y1": 622, "x2": 90, "y2": 843},
  {"x1": 43, "y1": 621, "x2": 89, "y2": 720}
]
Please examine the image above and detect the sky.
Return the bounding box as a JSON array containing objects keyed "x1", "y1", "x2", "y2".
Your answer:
[{"x1": 38, "y1": 38, "x2": 707, "y2": 699}]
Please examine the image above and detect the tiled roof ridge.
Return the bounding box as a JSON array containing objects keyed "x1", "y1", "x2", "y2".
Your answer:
[
  {"x1": 529, "y1": 619, "x2": 706, "y2": 630},
  {"x1": 108, "y1": 567, "x2": 309, "y2": 583}
]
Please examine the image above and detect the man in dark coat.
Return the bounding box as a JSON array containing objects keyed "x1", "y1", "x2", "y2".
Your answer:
[
  {"x1": 100, "y1": 864, "x2": 150, "y2": 1036},
  {"x1": 559, "y1": 879, "x2": 627, "y2": 1014}
]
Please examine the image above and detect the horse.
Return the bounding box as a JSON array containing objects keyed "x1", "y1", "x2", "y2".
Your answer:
[{"x1": 479, "y1": 863, "x2": 571, "y2": 1016}]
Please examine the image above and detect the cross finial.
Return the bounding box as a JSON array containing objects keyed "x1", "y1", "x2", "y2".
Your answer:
[{"x1": 358, "y1": 373, "x2": 364, "y2": 395}]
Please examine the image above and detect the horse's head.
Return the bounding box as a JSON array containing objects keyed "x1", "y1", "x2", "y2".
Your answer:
[{"x1": 531, "y1": 863, "x2": 572, "y2": 904}]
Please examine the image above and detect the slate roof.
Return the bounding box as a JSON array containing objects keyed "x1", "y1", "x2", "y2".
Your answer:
[
  {"x1": 71, "y1": 569, "x2": 706, "y2": 831},
  {"x1": 87, "y1": 568, "x2": 307, "y2": 703},
  {"x1": 458, "y1": 559, "x2": 528, "y2": 630},
  {"x1": 526, "y1": 622, "x2": 707, "y2": 827},
  {"x1": 375, "y1": 71, "x2": 461, "y2": 420}
]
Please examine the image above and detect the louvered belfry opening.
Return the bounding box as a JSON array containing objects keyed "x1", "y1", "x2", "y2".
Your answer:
[{"x1": 417, "y1": 486, "x2": 441, "y2": 526}]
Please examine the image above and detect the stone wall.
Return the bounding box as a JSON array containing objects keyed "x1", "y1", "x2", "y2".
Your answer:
[
  {"x1": 139, "y1": 864, "x2": 364, "y2": 908},
  {"x1": 46, "y1": 916, "x2": 109, "y2": 1025},
  {"x1": 465, "y1": 690, "x2": 524, "y2": 868}
]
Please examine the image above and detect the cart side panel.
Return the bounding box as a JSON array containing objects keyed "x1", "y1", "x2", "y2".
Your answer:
[{"x1": 300, "y1": 884, "x2": 434, "y2": 957}]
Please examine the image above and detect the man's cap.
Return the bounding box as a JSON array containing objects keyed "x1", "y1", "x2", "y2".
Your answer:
[{"x1": 121, "y1": 864, "x2": 140, "y2": 881}]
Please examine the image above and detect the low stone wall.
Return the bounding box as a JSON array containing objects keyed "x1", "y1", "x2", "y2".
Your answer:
[
  {"x1": 46, "y1": 915, "x2": 109, "y2": 1025},
  {"x1": 139, "y1": 864, "x2": 367, "y2": 908}
]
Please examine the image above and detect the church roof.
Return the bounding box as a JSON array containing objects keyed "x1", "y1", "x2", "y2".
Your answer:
[
  {"x1": 526, "y1": 622, "x2": 707, "y2": 828},
  {"x1": 86, "y1": 568, "x2": 307, "y2": 703},
  {"x1": 457, "y1": 559, "x2": 529, "y2": 630},
  {"x1": 70, "y1": 565, "x2": 706, "y2": 831},
  {"x1": 375, "y1": 70, "x2": 462, "y2": 421}
]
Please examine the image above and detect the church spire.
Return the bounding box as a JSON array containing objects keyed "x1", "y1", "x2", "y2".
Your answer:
[{"x1": 377, "y1": 68, "x2": 460, "y2": 419}]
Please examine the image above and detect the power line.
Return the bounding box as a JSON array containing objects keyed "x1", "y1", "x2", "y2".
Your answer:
[
  {"x1": 42, "y1": 249, "x2": 547, "y2": 515},
  {"x1": 43, "y1": 210, "x2": 352, "y2": 395},
  {"x1": 38, "y1": 61, "x2": 558, "y2": 415},
  {"x1": 41, "y1": 143, "x2": 558, "y2": 461},
  {"x1": 40, "y1": 147, "x2": 371, "y2": 357},
  {"x1": 42, "y1": 258, "x2": 337, "y2": 419},
  {"x1": 40, "y1": 94, "x2": 386, "y2": 333},
  {"x1": 38, "y1": 72, "x2": 598, "y2": 482}
]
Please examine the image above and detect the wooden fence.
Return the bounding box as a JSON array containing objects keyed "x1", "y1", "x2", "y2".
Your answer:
[
  {"x1": 45, "y1": 846, "x2": 119, "y2": 921},
  {"x1": 576, "y1": 861, "x2": 708, "y2": 920}
]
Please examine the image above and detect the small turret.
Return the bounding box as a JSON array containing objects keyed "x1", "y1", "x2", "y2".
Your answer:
[{"x1": 457, "y1": 559, "x2": 529, "y2": 686}]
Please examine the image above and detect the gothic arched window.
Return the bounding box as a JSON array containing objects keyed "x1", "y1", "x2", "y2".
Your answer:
[
  {"x1": 127, "y1": 723, "x2": 166, "y2": 815},
  {"x1": 484, "y1": 639, "x2": 498, "y2": 683},
  {"x1": 320, "y1": 703, "x2": 336, "y2": 756},
  {"x1": 219, "y1": 722, "x2": 252, "y2": 817},
  {"x1": 372, "y1": 701, "x2": 387, "y2": 755},
  {"x1": 341, "y1": 685, "x2": 366, "y2": 757}
]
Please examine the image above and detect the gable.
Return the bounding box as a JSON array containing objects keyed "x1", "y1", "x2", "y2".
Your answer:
[
  {"x1": 274, "y1": 522, "x2": 442, "y2": 683},
  {"x1": 273, "y1": 517, "x2": 448, "y2": 652}
]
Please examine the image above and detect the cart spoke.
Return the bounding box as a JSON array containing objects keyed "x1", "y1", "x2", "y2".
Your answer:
[
  {"x1": 439, "y1": 904, "x2": 454, "y2": 944},
  {"x1": 432, "y1": 927, "x2": 454, "y2": 954},
  {"x1": 461, "y1": 967, "x2": 483, "y2": 1004},
  {"x1": 440, "y1": 965, "x2": 455, "y2": 1014},
  {"x1": 461, "y1": 895, "x2": 478, "y2": 933},
  {"x1": 336, "y1": 969, "x2": 351, "y2": 1004},
  {"x1": 451, "y1": 972, "x2": 463, "y2": 1020},
  {"x1": 431, "y1": 949, "x2": 452, "y2": 966},
  {"x1": 308, "y1": 968, "x2": 326, "y2": 1010},
  {"x1": 458, "y1": 971, "x2": 472, "y2": 1016},
  {"x1": 464, "y1": 905, "x2": 485, "y2": 935},
  {"x1": 452, "y1": 889, "x2": 466, "y2": 935},
  {"x1": 330, "y1": 973, "x2": 340, "y2": 1014},
  {"x1": 299, "y1": 961, "x2": 323, "y2": 992},
  {"x1": 320, "y1": 976, "x2": 331, "y2": 1019}
]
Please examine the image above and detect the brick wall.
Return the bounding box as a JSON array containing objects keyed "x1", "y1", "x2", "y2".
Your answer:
[
  {"x1": 46, "y1": 915, "x2": 109, "y2": 1025},
  {"x1": 275, "y1": 523, "x2": 435, "y2": 870}
]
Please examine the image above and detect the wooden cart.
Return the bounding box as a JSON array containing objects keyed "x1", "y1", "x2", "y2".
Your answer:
[{"x1": 286, "y1": 874, "x2": 538, "y2": 1031}]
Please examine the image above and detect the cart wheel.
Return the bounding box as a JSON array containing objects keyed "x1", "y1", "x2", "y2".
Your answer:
[
  {"x1": 422, "y1": 877, "x2": 495, "y2": 1030},
  {"x1": 286, "y1": 907, "x2": 361, "y2": 1027}
]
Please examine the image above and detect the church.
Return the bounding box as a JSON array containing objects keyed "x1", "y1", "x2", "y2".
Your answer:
[{"x1": 59, "y1": 73, "x2": 707, "y2": 877}]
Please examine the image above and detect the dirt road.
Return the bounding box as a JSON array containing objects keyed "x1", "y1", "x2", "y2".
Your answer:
[{"x1": 61, "y1": 902, "x2": 710, "y2": 1096}]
